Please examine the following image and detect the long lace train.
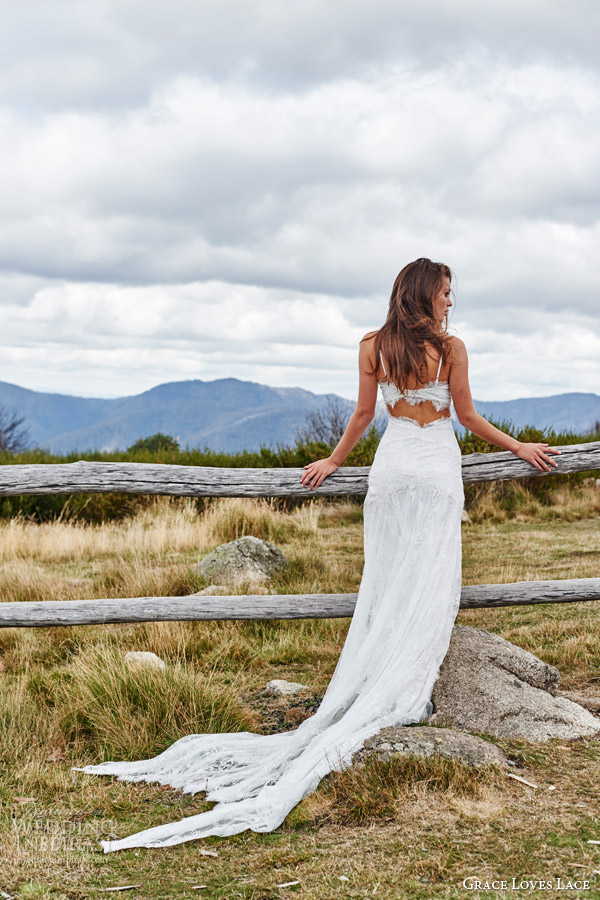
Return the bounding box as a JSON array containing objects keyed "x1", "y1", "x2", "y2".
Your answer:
[{"x1": 72, "y1": 414, "x2": 464, "y2": 852}]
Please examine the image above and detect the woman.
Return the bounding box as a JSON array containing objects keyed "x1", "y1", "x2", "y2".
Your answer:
[{"x1": 74, "y1": 258, "x2": 561, "y2": 852}]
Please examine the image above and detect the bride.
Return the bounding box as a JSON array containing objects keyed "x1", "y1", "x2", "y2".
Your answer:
[{"x1": 73, "y1": 257, "x2": 561, "y2": 852}]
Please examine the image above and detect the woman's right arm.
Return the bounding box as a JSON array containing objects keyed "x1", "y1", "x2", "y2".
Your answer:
[{"x1": 448, "y1": 337, "x2": 561, "y2": 473}]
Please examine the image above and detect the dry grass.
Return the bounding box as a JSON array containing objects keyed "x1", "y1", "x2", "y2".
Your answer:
[
  {"x1": 465, "y1": 478, "x2": 600, "y2": 525},
  {"x1": 0, "y1": 495, "x2": 322, "y2": 563},
  {"x1": 0, "y1": 485, "x2": 599, "y2": 897}
]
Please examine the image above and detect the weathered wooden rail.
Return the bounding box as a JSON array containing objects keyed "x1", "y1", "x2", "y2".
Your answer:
[
  {"x1": 0, "y1": 439, "x2": 598, "y2": 627},
  {"x1": 0, "y1": 439, "x2": 598, "y2": 496},
  {"x1": 0, "y1": 578, "x2": 599, "y2": 628}
]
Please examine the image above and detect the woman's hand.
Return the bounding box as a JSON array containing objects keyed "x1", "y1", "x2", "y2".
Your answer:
[
  {"x1": 514, "y1": 442, "x2": 561, "y2": 472},
  {"x1": 301, "y1": 456, "x2": 340, "y2": 490}
]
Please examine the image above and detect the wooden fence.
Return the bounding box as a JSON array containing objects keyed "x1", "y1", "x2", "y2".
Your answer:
[{"x1": 0, "y1": 438, "x2": 599, "y2": 628}]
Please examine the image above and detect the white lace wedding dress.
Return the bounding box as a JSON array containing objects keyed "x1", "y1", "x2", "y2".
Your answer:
[{"x1": 73, "y1": 357, "x2": 464, "y2": 853}]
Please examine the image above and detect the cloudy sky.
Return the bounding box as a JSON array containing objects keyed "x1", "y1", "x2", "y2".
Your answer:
[{"x1": 1, "y1": 0, "x2": 599, "y2": 402}]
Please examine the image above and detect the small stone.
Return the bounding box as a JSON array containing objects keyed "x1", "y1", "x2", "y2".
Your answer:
[
  {"x1": 124, "y1": 651, "x2": 166, "y2": 670},
  {"x1": 352, "y1": 725, "x2": 509, "y2": 769},
  {"x1": 265, "y1": 679, "x2": 309, "y2": 697},
  {"x1": 194, "y1": 585, "x2": 231, "y2": 595}
]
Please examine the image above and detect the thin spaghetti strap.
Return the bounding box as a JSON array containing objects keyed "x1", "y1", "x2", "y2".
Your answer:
[
  {"x1": 435, "y1": 353, "x2": 443, "y2": 383},
  {"x1": 379, "y1": 350, "x2": 387, "y2": 377}
]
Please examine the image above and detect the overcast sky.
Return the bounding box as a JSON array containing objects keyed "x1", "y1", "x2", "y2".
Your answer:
[{"x1": 0, "y1": 0, "x2": 598, "y2": 402}]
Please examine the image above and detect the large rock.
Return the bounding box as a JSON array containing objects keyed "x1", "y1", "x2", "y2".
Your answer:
[
  {"x1": 352, "y1": 725, "x2": 509, "y2": 769},
  {"x1": 556, "y1": 687, "x2": 600, "y2": 714},
  {"x1": 196, "y1": 536, "x2": 287, "y2": 585},
  {"x1": 427, "y1": 625, "x2": 600, "y2": 742}
]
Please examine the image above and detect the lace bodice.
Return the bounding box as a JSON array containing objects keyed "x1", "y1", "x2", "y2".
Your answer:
[{"x1": 378, "y1": 350, "x2": 454, "y2": 416}]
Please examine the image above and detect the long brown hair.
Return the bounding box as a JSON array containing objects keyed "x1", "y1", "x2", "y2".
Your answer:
[{"x1": 367, "y1": 257, "x2": 454, "y2": 390}]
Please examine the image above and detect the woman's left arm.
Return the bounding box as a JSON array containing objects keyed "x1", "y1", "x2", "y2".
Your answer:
[{"x1": 300, "y1": 337, "x2": 378, "y2": 490}]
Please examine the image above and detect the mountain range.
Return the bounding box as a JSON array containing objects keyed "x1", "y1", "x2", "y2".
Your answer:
[{"x1": 0, "y1": 378, "x2": 598, "y2": 454}]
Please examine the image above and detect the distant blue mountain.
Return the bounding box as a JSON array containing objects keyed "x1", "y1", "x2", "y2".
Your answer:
[
  {"x1": 0, "y1": 378, "x2": 597, "y2": 454},
  {"x1": 0, "y1": 378, "x2": 355, "y2": 453},
  {"x1": 461, "y1": 394, "x2": 600, "y2": 437}
]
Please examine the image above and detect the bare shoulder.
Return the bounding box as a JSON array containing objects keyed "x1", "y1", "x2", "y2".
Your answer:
[
  {"x1": 360, "y1": 329, "x2": 379, "y2": 343},
  {"x1": 446, "y1": 334, "x2": 467, "y2": 364},
  {"x1": 359, "y1": 330, "x2": 380, "y2": 375}
]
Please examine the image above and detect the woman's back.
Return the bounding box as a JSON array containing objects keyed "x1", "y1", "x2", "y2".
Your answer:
[{"x1": 363, "y1": 330, "x2": 455, "y2": 427}]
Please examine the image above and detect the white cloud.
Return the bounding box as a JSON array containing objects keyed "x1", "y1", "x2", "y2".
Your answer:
[
  {"x1": 0, "y1": 2, "x2": 598, "y2": 403},
  {"x1": 0, "y1": 277, "x2": 597, "y2": 403},
  {"x1": 2, "y1": 1, "x2": 600, "y2": 108}
]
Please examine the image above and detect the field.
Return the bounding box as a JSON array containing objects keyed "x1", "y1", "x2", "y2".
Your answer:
[{"x1": 0, "y1": 482, "x2": 599, "y2": 899}]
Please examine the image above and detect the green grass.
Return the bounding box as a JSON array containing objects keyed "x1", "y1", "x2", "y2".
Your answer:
[{"x1": 0, "y1": 486, "x2": 599, "y2": 897}]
